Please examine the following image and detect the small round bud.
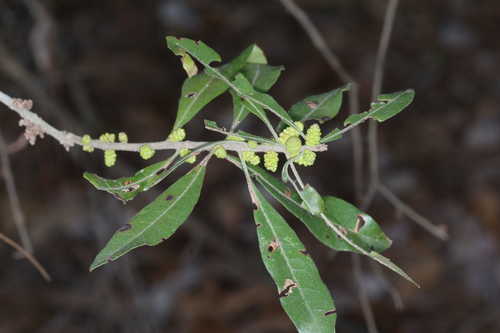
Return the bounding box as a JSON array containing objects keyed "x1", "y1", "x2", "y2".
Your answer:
[
  {"x1": 139, "y1": 145, "x2": 155, "y2": 160},
  {"x1": 180, "y1": 148, "x2": 197, "y2": 164},
  {"x1": 242, "y1": 151, "x2": 261, "y2": 166},
  {"x1": 82, "y1": 134, "x2": 92, "y2": 145}
]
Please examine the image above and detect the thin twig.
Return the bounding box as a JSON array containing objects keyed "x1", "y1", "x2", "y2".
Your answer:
[
  {"x1": 0, "y1": 130, "x2": 33, "y2": 253},
  {"x1": 277, "y1": 0, "x2": 364, "y2": 202},
  {"x1": 378, "y1": 184, "x2": 448, "y2": 240},
  {"x1": 0, "y1": 90, "x2": 326, "y2": 154},
  {"x1": 0, "y1": 232, "x2": 51, "y2": 281},
  {"x1": 352, "y1": 254, "x2": 379, "y2": 333},
  {"x1": 365, "y1": 0, "x2": 400, "y2": 206}
]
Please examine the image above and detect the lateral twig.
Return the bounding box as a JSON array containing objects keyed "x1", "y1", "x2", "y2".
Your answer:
[
  {"x1": 0, "y1": 130, "x2": 33, "y2": 253},
  {"x1": 379, "y1": 184, "x2": 448, "y2": 240},
  {"x1": 0, "y1": 232, "x2": 51, "y2": 281}
]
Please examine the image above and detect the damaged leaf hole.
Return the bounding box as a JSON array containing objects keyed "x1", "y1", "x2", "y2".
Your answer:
[
  {"x1": 268, "y1": 239, "x2": 280, "y2": 252},
  {"x1": 166, "y1": 194, "x2": 174, "y2": 201},
  {"x1": 305, "y1": 101, "x2": 318, "y2": 109},
  {"x1": 278, "y1": 279, "x2": 297, "y2": 298},
  {"x1": 299, "y1": 249, "x2": 309, "y2": 256},
  {"x1": 354, "y1": 214, "x2": 366, "y2": 232},
  {"x1": 324, "y1": 309, "x2": 337, "y2": 316},
  {"x1": 185, "y1": 92, "x2": 197, "y2": 98}
]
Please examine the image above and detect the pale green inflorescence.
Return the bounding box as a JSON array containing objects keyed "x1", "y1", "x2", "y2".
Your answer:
[
  {"x1": 295, "y1": 150, "x2": 316, "y2": 167},
  {"x1": 139, "y1": 144, "x2": 155, "y2": 160},
  {"x1": 118, "y1": 132, "x2": 128, "y2": 143},
  {"x1": 226, "y1": 135, "x2": 245, "y2": 142},
  {"x1": 104, "y1": 150, "x2": 117, "y2": 167},
  {"x1": 81, "y1": 134, "x2": 94, "y2": 152},
  {"x1": 242, "y1": 151, "x2": 260, "y2": 166},
  {"x1": 264, "y1": 151, "x2": 279, "y2": 172},
  {"x1": 247, "y1": 140, "x2": 258, "y2": 149},
  {"x1": 213, "y1": 146, "x2": 227, "y2": 159},
  {"x1": 285, "y1": 136, "x2": 302, "y2": 157},
  {"x1": 278, "y1": 121, "x2": 304, "y2": 144},
  {"x1": 305, "y1": 123, "x2": 321, "y2": 146},
  {"x1": 168, "y1": 128, "x2": 186, "y2": 142},
  {"x1": 180, "y1": 148, "x2": 196, "y2": 164},
  {"x1": 99, "y1": 132, "x2": 115, "y2": 143}
]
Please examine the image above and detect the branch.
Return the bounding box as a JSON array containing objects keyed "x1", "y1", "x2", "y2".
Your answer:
[
  {"x1": 0, "y1": 232, "x2": 51, "y2": 281},
  {"x1": 0, "y1": 90, "x2": 327, "y2": 154},
  {"x1": 0, "y1": 130, "x2": 33, "y2": 253}
]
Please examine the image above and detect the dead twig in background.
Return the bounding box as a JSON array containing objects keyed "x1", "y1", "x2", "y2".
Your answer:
[
  {"x1": 0, "y1": 130, "x2": 33, "y2": 253},
  {"x1": 0, "y1": 232, "x2": 51, "y2": 281}
]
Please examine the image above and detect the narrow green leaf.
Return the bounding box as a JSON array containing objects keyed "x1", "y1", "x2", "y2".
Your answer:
[
  {"x1": 172, "y1": 43, "x2": 263, "y2": 129},
  {"x1": 289, "y1": 84, "x2": 350, "y2": 123},
  {"x1": 226, "y1": 156, "x2": 391, "y2": 254},
  {"x1": 300, "y1": 185, "x2": 325, "y2": 216},
  {"x1": 241, "y1": 63, "x2": 284, "y2": 92},
  {"x1": 230, "y1": 90, "x2": 268, "y2": 125},
  {"x1": 166, "y1": 36, "x2": 221, "y2": 65},
  {"x1": 253, "y1": 186, "x2": 336, "y2": 333},
  {"x1": 232, "y1": 73, "x2": 255, "y2": 95},
  {"x1": 83, "y1": 155, "x2": 177, "y2": 202},
  {"x1": 368, "y1": 251, "x2": 418, "y2": 287},
  {"x1": 319, "y1": 128, "x2": 342, "y2": 144},
  {"x1": 323, "y1": 197, "x2": 392, "y2": 253},
  {"x1": 90, "y1": 165, "x2": 206, "y2": 271}
]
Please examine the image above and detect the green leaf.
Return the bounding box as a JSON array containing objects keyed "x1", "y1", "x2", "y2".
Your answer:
[
  {"x1": 230, "y1": 90, "x2": 269, "y2": 125},
  {"x1": 323, "y1": 196, "x2": 392, "y2": 253},
  {"x1": 344, "y1": 89, "x2": 415, "y2": 126},
  {"x1": 166, "y1": 36, "x2": 221, "y2": 65},
  {"x1": 289, "y1": 84, "x2": 350, "y2": 123},
  {"x1": 232, "y1": 73, "x2": 255, "y2": 95},
  {"x1": 172, "y1": 43, "x2": 264, "y2": 129},
  {"x1": 83, "y1": 155, "x2": 177, "y2": 202},
  {"x1": 90, "y1": 165, "x2": 206, "y2": 271},
  {"x1": 300, "y1": 185, "x2": 325, "y2": 216},
  {"x1": 227, "y1": 156, "x2": 390, "y2": 254},
  {"x1": 241, "y1": 63, "x2": 284, "y2": 92},
  {"x1": 252, "y1": 185, "x2": 336, "y2": 333},
  {"x1": 320, "y1": 128, "x2": 342, "y2": 144}
]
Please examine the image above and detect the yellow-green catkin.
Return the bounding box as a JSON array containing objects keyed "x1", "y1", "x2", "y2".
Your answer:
[
  {"x1": 168, "y1": 128, "x2": 186, "y2": 142},
  {"x1": 305, "y1": 123, "x2": 321, "y2": 146},
  {"x1": 139, "y1": 144, "x2": 155, "y2": 160},
  {"x1": 180, "y1": 148, "x2": 196, "y2": 164},
  {"x1": 81, "y1": 134, "x2": 94, "y2": 152},
  {"x1": 104, "y1": 150, "x2": 117, "y2": 167},
  {"x1": 118, "y1": 132, "x2": 128, "y2": 143},
  {"x1": 213, "y1": 146, "x2": 227, "y2": 159},
  {"x1": 285, "y1": 136, "x2": 302, "y2": 157},
  {"x1": 278, "y1": 121, "x2": 304, "y2": 144},
  {"x1": 99, "y1": 132, "x2": 116, "y2": 143},
  {"x1": 295, "y1": 150, "x2": 316, "y2": 167},
  {"x1": 242, "y1": 151, "x2": 260, "y2": 166},
  {"x1": 264, "y1": 151, "x2": 279, "y2": 172}
]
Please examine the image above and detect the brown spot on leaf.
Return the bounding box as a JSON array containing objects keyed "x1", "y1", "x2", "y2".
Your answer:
[
  {"x1": 305, "y1": 101, "x2": 318, "y2": 109},
  {"x1": 256, "y1": 223, "x2": 262, "y2": 227},
  {"x1": 123, "y1": 180, "x2": 132, "y2": 185},
  {"x1": 268, "y1": 240, "x2": 280, "y2": 252},
  {"x1": 278, "y1": 279, "x2": 297, "y2": 298},
  {"x1": 324, "y1": 309, "x2": 337, "y2": 316},
  {"x1": 118, "y1": 223, "x2": 132, "y2": 232},
  {"x1": 299, "y1": 249, "x2": 309, "y2": 256},
  {"x1": 186, "y1": 92, "x2": 197, "y2": 98},
  {"x1": 284, "y1": 189, "x2": 292, "y2": 198},
  {"x1": 123, "y1": 184, "x2": 140, "y2": 193},
  {"x1": 354, "y1": 215, "x2": 365, "y2": 232},
  {"x1": 166, "y1": 195, "x2": 174, "y2": 201},
  {"x1": 252, "y1": 203, "x2": 258, "y2": 210}
]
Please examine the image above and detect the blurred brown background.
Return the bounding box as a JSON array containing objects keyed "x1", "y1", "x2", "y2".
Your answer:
[{"x1": 1, "y1": 0, "x2": 499, "y2": 332}]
